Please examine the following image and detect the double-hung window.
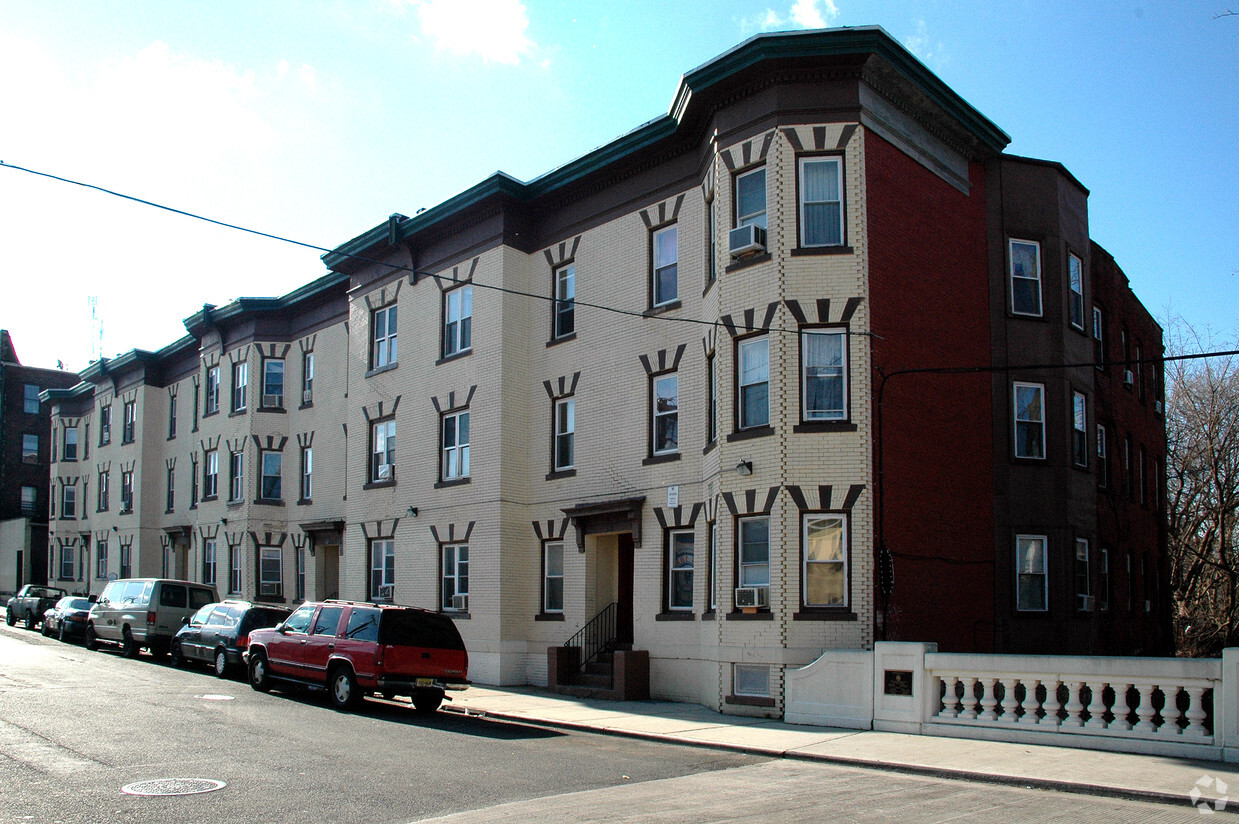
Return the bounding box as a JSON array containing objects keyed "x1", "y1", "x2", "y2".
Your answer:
[
  {"x1": 61, "y1": 484, "x2": 76, "y2": 519},
  {"x1": 442, "y1": 544, "x2": 468, "y2": 611},
  {"x1": 23, "y1": 383, "x2": 40, "y2": 413},
  {"x1": 64, "y1": 427, "x2": 78, "y2": 461},
  {"x1": 204, "y1": 450, "x2": 219, "y2": 498},
  {"x1": 443, "y1": 285, "x2": 473, "y2": 357},
  {"x1": 165, "y1": 466, "x2": 175, "y2": 512},
  {"x1": 554, "y1": 263, "x2": 575, "y2": 339},
  {"x1": 651, "y1": 374, "x2": 678, "y2": 455},
  {"x1": 372, "y1": 304, "x2": 398, "y2": 369},
  {"x1": 262, "y1": 359, "x2": 284, "y2": 408},
  {"x1": 203, "y1": 538, "x2": 217, "y2": 586},
  {"x1": 1092, "y1": 306, "x2": 1105, "y2": 367},
  {"x1": 168, "y1": 396, "x2": 177, "y2": 438},
  {"x1": 100, "y1": 406, "x2": 112, "y2": 444},
  {"x1": 22, "y1": 433, "x2": 37, "y2": 463},
  {"x1": 1099, "y1": 548, "x2": 1110, "y2": 611},
  {"x1": 120, "y1": 470, "x2": 134, "y2": 513},
  {"x1": 205, "y1": 366, "x2": 220, "y2": 414},
  {"x1": 441, "y1": 411, "x2": 470, "y2": 481},
  {"x1": 190, "y1": 457, "x2": 199, "y2": 507},
  {"x1": 260, "y1": 548, "x2": 282, "y2": 597},
  {"x1": 802, "y1": 329, "x2": 846, "y2": 421},
  {"x1": 120, "y1": 545, "x2": 131, "y2": 579},
  {"x1": 1009, "y1": 239, "x2": 1042, "y2": 316},
  {"x1": 301, "y1": 446, "x2": 313, "y2": 501},
  {"x1": 738, "y1": 516, "x2": 770, "y2": 591},
  {"x1": 371, "y1": 538, "x2": 395, "y2": 601},
  {"x1": 735, "y1": 167, "x2": 767, "y2": 230},
  {"x1": 301, "y1": 352, "x2": 314, "y2": 404},
  {"x1": 668, "y1": 530, "x2": 694, "y2": 611},
  {"x1": 1013, "y1": 382, "x2": 1045, "y2": 459},
  {"x1": 543, "y1": 541, "x2": 564, "y2": 613},
  {"x1": 371, "y1": 419, "x2": 395, "y2": 482},
  {"x1": 122, "y1": 401, "x2": 136, "y2": 443},
  {"x1": 261, "y1": 452, "x2": 282, "y2": 500},
  {"x1": 1097, "y1": 424, "x2": 1109, "y2": 488},
  {"x1": 97, "y1": 471, "x2": 109, "y2": 511},
  {"x1": 554, "y1": 398, "x2": 575, "y2": 471},
  {"x1": 707, "y1": 353, "x2": 717, "y2": 444},
  {"x1": 231, "y1": 362, "x2": 248, "y2": 412},
  {"x1": 1075, "y1": 538, "x2": 1091, "y2": 610},
  {"x1": 652, "y1": 225, "x2": 678, "y2": 307},
  {"x1": 738, "y1": 337, "x2": 769, "y2": 430},
  {"x1": 804, "y1": 514, "x2": 847, "y2": 608},
  {"x1": 230, "y1": 546, "x2": 242, "y2": 594},
  {"x1": 1072, "y1": 392, "x2": 1088, "y2": 467},
  {"x1": 229, "y1": 450, "x2": 244, "y2": 502},
  {"x1": 60, "y1": 545, "x2": 74, "y2": 580},
  {"x1": 799, "y1": 157, "x2": 843, "y2": 247},
  {"x1": 1016, "y1": 535, "x2": 1047, "y2": 611},
  {"x1": 1068, "y1": 253, "x2": 1085, "y2": 330},
  {"x1": 96, "y1": 540, "x2": 108, "y2": 579},
  {"x1": 20, "y1": 486, "x2": 36, "y2": 517}
]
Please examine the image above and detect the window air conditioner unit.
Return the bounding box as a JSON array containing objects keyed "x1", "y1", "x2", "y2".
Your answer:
[
  {"x1": 734, "y1": 586, "x2": 769, "y2": 608},
  {"x1": 728, "y1": 224, "x2": 767, "y2": 258},
  {"x1": 1154, "y1": 400, "x2": 1164, "y2": 414},
  {"x1": 263, "y1": 394, "x2": 282, "y2": 408},
  {"x1": 377, "y1": 584, "x2": 393, "y2": 600},
  {"x1": 1123, "y1": 370, "x2": 1134, "y2": 387},
  {"x1": 376, "y1": 463, "x2": 392, "y2": 480},
  {"x1": 302, "y1": 390, "x2": 313, "y2": 404},
  {"x1": 451, "y1": 593, "x2": 469, "y2": 611},
  {"x1": 1079, "y1": 594, "x2": 1096, "y2": 611},
  {"x1": 259, "y1": 582, "x2": 280, "y2": 597}
]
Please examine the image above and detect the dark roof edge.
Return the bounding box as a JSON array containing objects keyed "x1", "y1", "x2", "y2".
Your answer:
[
  {"x1": 39, "y1": 381, "x2": 95, "y2": 404},
  {"x1": 183, "y1": 270, "x2": 348, "y2": 335},
  {"x1": 1002, "y1": 153, "x2": 1090, "y2": 196}
]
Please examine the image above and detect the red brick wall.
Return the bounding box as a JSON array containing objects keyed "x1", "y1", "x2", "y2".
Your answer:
[{"x1": 865, "y1": 130, "x2": 996, "y2": 651}]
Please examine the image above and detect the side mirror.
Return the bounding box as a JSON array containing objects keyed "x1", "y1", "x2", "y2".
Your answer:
[
  {"x1": 89, "y1": 594, "x2": 98, "y2": 603},
  {"x1": 276, "y1": 623, "x2": 289, "y2": 634},
  {"x1": 182, "y1": 616, "x2": 190, "y2": 626}
]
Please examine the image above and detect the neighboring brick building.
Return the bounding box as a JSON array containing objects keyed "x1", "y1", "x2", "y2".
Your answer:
[
  {"x1": 42, "y1": 27, "x2": 1170, "y2": 715},
  {"x1": 0, "y1": 330, "x2": 78, "y2": 594}
]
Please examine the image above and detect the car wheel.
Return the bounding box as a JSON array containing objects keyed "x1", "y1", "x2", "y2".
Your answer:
[
  {"x1": 4, "y1": 608, "x2": 14, "y2": 627},
  {"x1": 41, "y1": 620, "x2": 52, "y2": 637},
  {"x1": 213, "y1": 648, "x2": 231, "y2": 679},
  {"x1": 413, "y1": 687, "x2": 443, "y2": 715},
  {"x1": 121, "y1": 629, "x2": 140, "y2": 659},
  {"x1": 84, "y1": 625, "x2": 99, "y2": 651},
  {"x1": 329, "y1": 666, "x2": 359, "y2": 711},
  {"x1": 58, "y1": 623, "x2": 68, "y2": 643},
  {"x1": 248, "y1": 653, "x2": 272, "y2": 692},
  {"x1": 25, "y1": 611, "x2": 38, "y2": 630},
  {"x1": 169, "y1": 641, "x2": 184, "y2": 668}
]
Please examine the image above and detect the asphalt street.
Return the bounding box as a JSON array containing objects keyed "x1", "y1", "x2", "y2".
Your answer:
[{"x1": 0, "y1": 623, "x2": 1216, "y2": 823}]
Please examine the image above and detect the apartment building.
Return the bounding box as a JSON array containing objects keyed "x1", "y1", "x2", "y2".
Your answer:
[{"x1": 43, "y1": 27, "x2": 1169, "y2": 715}]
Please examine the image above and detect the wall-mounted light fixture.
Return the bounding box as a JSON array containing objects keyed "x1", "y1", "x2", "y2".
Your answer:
[
  {"x1": 111, "y1": 525, "x2": 118, "y2": 532},
  {"x1": 406, "y1": 506, "x2": 418, "y2": 517},
  {"x1": 735, "y1": 460, "x2": 753, "y2": 476},
  {"x1": 220, "y1": 517, "x2": 228, "y2": 526}
]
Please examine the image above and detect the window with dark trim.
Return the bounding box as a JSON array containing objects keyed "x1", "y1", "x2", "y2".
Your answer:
[
  {"x1": 803, "y1": 513, "x2": 847, "y2": 608},
  {"x1": 706, "y1": 352, "x2": 717, "y2": 444},
  {"x1": 262, "y1": 359, "x2": 285, "y2": 409},
  {"x1": 441, "y1": 543, "x2": 468, "y2": 611},
  {"x1": 301, "y1": 351, "x2": 314, "y2": 405},
  {"x1": 441, "y1": 411, "x2": 470, "y2": 482},
  {"x1": 231, "y1": 362, "x2": 248, "y2": 412},
  {"x1": 97, "y1": 470, "x2": 109, "y2": 511},
  {"x1": 300, "y1": 446, "x2": 313, "y2": 502},
  {"x1": 798, "y1": 156, "x2": 843, "y2": 247},
  {"x1": 1068, "y1": 253, "x2": 1085, "y2": 331},
  {"x1": 735, "y1": 166, "x2": 767, "y2": 230},
  {"x1": 1096, "y1": 423, "x2": 1109, "y2": 489},
  {"x1": 228, "y1": 450, "x2": 244, "y2": 502},
  {"x1": 372, "y1": 304, "x2": 398, "y2": 369},
  {"x1": 553, "y1": 398, "x2": 574, "y2": 472},
  {"x1": 651, "y1": 224, "x2": 678, "y2": 308},
  {"x1": 370, "y1": 419, "x2": 395, "y2": 483},
  {"x1": 443, "y1": 285, "x2": 473, "y2": 358},
  {"x1": 737, "y1": 336, "x2": 769, "y2": 430},
  {"x1": 100, "y1": 405, "x2": 112, "y2": 444},
  {"x1": 667, "y1": 529, "x2": 694, "y2": 612},
  {"x1": 166, "y1": 466, "x2": 175, "y2": 512},
  {"x1": 120, "y1": 470, "x2": 134, "y2": 513},
  {"x1": 1072, "y1": 392, "x2": 1088, "y2": 467},
  {"x1": 63, "y1": 427, "x2": 78, "y2": 461},
  {"x1": 169, "y1": 396, "x2": 177, "y2": 439},
  {"x1": 1075, "y1": 538, "x2": 1091, "y2": 610},
  {"x1": 802, "y1": 328, "x2": 847, "y2": 421},
  {"x1": 370, "y1": 538, "x2": 395, "y2": 601},
  {"x1": 260, "y1": 451, "x2": 282, "y2": 501},
  {"x1": 1009, "y1": 239, "x2": 1042, "y2": 317},
  {"x1": 737, "y1": 516, "x2": 770, "y2": 600},
  {"x1": 1092, "y1": 306, "x2": 1105, "y2": 368},
  {"x1": 122, "y1": 401, "x2": 136, "y2": 443},
  {"x1": 1013, "y1": 382, "x2": 1045, "y2": 460},
  {"x1": 542, "y1": 541, "x2": 564, "y2": 614},
  {"x1": 651, "y1": 373, "x2": 678, "y2": 456},
  {"x1": 1016, "y1": 535, "x2": 1047, "y2": 612},
  {"x1": 554, "y1": 264, "x2": 575, "y2": 340},
  {"x1": 204, "y1": 449, "x2": 219, "y2": 499}
]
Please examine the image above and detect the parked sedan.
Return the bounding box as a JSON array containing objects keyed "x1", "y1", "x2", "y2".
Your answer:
[
  {"x1": 41, "y1": 596, "x2": 94, "y2": 642},
  {"x1": 171, "y1": 601, "x2": 291, "y2": 678}
]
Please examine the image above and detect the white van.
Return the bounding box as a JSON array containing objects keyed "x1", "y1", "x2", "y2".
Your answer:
[{"x1": 86, "y1": 578, "x2": 217, "y2": 659}]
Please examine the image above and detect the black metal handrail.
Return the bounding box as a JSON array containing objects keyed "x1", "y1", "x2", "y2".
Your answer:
[{"x1": 566, "y1": 602, "x2": 618, "y2": 672}]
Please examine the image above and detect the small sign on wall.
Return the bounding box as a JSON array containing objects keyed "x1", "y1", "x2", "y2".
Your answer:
[
  {"x1": 883, "y1": 669, "x2": 914, "y2": 696},
  {"x1": 667, "y1": 485, "x2": 679, "y2": 508}
]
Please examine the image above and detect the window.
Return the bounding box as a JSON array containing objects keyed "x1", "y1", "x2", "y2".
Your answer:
[
  {"x1": 296, "y1": 546, "x2": 306, "y2": 601},
  {"x1": 122, "y1": 401, "x2": 136, "y2": 443},
  {"x1": 166, "y1": 466, "x2": 175, "y2": 512},
  {"x1": 441, "y1": 544, "x2": 469, "y2": 610},
  {"x1": 22, "y1": 433, "x2": 38, "y2": 463},
  {"x1": 23, "y1": 383, "x2": 40, "y2": 413},
  {"x1": 300, "y1": 446, "x2": 313, "y2": 501},
  {"x1": 231, "y1": 361, "x2": 248, "y2": 412},
  {"x1": 230, "y1": 546, "x2": 243, "y2": 594},
  {"x1": 804, "y1": 514, "x2": 847, "y2": 608},
  {"x1": 1138, "y1": 445, "x2": 1147, "y2": 505},
  {"x1": 799, "y1": 157, "x2": 844, "y2": 247},
  {"x1": 738, "y1": 516, "x2": 770, "y2": 591},
  {"x1": 554, "y1": 398, "x2": 575, "y2": 471},
  {"x1": 262, "y1": 359, "x2": 284, "y2": 408},
  {"x1": 1153, "y1": 458, "x2": 1161, "y2": 511},
  {"x1": 100, "y1": 405, "x2": 112, "y2": 444},
  {"x1": 1136, "y1": 343, "x2": 1145, "y2": 400},
  {"x1": 1097, "y1": 424, "x2": 1109, "y2": 488},
  {"x1": 1072, "y1": 392, "x2": 1088, "y2": 467},
  {"x1": 1075, "y1": 538, "x2": 1091, "y2": 610},
  {"x1": 651, "y1": 374, "x2": 678, "y2": 455},
  {"x1": 20, "y1": 486, "x2": 36, "y2": 517},
  {"x1": 707, "y1": 353, "x2": 717, "y2": 444},
  {"x1": 61, "y1": 484, "x2": 76, "y2": 519},
  {"x1": 371, "y1": 419, "x2": 395, "y2": 482},
  {"x1": 97, "y1": 470, "x2": 109, "y2": 511},
  {"x1": 260, "y1": 548, "x2": 282, "y2": 597},
  {"x1": 1099, "y1": 548, "x2": 1110, "y2": 612},
  {"x1": 229, "y1": 450, "x2": 244, "y2": 502},
  {"x1": 204, "y1": 450, "x2": 219, "y2": 498},
  {"x1": 1068, "y1": 253, "x2": 1084, "y2": 330},
  {"x1": 168, "y1": 395, "x2": 177, "y2": 439},
  {"x1": 1013, "y1": 382, "x2": 1045, "y2": 459},
  {"x1": 738, "y1": 337, "x2": 769, "y2": 430},
  {"x1": 96, "y1": 540, "x2": 108, "y2": 579},
  {"x1": 734, "y1": 664, "x2": 771, "y2": 698},
  {"x1": 1092, "y1": 307, "x2": 1105, "y2": 367},
  {"x1": 302, "y1": 352, "x2": 314, "y2": 404},
  {"x1": 205, "y1": 366, "x2": 220, "y2": 414},
  {"x1": 652, "y1": 225, "x2": 678, "y2": 307},
  {"x1": 441, "y1": 411, "x2": 470, "y2": 481},
  {"x1": 193, "y1": 384, "x2": 200, "y2": 430},
  {"x1": 203, "y1": 538, "x2": 217, "y2": 586},
  {"x1": 190, "y1": 457, "x2": 199, "y2": 507},
  {"x1": 668, "y1": 530, "x2": 694, "y2": 611},
  {"x1": 1123, "y1": 436, "x2": 1133, "y2": 501},
  {"x1": 120, "y1": 470, "x2": 134, "y2": 513},
  {"x1": 64, "y1": 427, "x2": 78, "y2": 461},
  {"x1": 1009, "y1": 239, "x2": 1042, "y2": 316},
  {"x1": 372, "y1": 304, "x2": 398, "y2": 369},
  {"x1": 554, "y1": 263, "x2": 575, "y2": 339},
  {"x1": 370, "y1": 538, "x2": 395, "y2": 600},
  {"x1": 543, "y1": 541, "x2": 564, "y2": 613},
  {"x1": 120, "y1": 545, "x2": 131, "y2": 579},
  {"x1": 707, "y1": 196, "x2": 717, "y2": 287},
  {"x1": 261, "y1": 452, "x2": 282, "y2": 500},
  {"x1": 443, "y1": 285, "x2": 473, "y2": 357},
  {"x1": 735, "y1": 166, "x2": 766, "y2": 229},
  {"x1": 708, "y1": 522, "x2": 718, "y2": 612},
  {"x1": 60, "y1": 545, "x2": 74, "y2": 580},
  {"x1": 1016, "y1": 535, "x2": 1047, "y2": 611},
  {"x1": 802, "y1": 329, "x2": 846, "y2": 421}
]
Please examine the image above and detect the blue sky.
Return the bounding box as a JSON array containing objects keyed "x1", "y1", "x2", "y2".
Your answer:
[{"x1": 1, "y1": 0, "x2": 1235, "y2": 371}]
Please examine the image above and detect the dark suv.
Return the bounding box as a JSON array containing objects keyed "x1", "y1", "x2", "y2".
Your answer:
[
  {"x1": 171, "y1": 600, "x2": 292, "y2": 678},
  {"x1": 245, "y1": 600, "x2": 469, "y2": 713}
]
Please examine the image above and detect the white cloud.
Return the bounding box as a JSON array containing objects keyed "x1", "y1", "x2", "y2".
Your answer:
[
  {"x1": 744, "y1": 0, "x2": 839, "y2": 33},
  {"x1": 903, "y1": 20, "x2": 949, "y2": 70},
  {"x1": 396, "y1": 0, "x2": 537, "y2": 65}
]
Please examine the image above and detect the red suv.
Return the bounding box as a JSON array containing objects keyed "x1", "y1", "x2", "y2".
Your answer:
[{"x1": 245, "y1": 600, "x2": 469, "y2": 713}]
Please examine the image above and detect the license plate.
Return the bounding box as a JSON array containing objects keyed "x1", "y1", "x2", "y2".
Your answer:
[{"x1": 415, "y1": 678, "x2": 434, "y2": 687}]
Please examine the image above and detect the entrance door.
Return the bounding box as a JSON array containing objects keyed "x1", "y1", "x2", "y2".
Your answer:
[
  {"x1": 616, "y1": 533, "x2": 634, "y2": 646},
  {"x1": 319, "y1": 546, "x2": 340, "y2": 600}
]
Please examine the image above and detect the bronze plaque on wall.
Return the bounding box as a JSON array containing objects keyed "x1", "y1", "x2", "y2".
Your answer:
[{"x1": 883, "y1": 669, "x2": 913, "y2": 696}]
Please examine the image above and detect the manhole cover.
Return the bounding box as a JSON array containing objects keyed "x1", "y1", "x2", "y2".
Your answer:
[{"x1": 121, "y1": 778, "x2": 227, "y2": 796}]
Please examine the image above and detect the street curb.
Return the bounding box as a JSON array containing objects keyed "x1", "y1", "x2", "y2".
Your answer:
[{"x1": 441, "y1": 705, "x2": 1211, "y2": 812}]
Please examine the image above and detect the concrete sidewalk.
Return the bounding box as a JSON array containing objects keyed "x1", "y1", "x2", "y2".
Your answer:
[{"x1": 442, "y1": 685, "x2": 1238, "y2": 811}]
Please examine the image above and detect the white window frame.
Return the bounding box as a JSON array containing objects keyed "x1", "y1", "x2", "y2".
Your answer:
[
  {"x1": 99, "y1": 405, "x2": 111, "y2": 444},
  {"x1": 442, "y1": 544, "x2": 469, "y2": 611},
  {"x1": 652, "y1": 224, "x2": 678, "y2": 307},
  {"x1": 97, "y1": 471, "x2": 109, "y2": 510},
  {"x1": 1068, "y1": 253, "x2": 1085, "y2": 330},
  {"x1": 1099, "y1": 547, "x2": 1110, "y2": 611},
  {"x1": 1072, "y1": 391, "x2": 1088, "y2": 467},
  {"x1": 60, "y1": 545, "x2": 75, "y2": 580},
  {"x1": 443, "y1": 284, "x2": 473, "y2": 357},
  {"x1": 651, "y1": 374, "x2": 678, "y2": 456},
  {"x1": 231, "y1": 361, "x2": 248, "y2": 412},
  {"x1": 668, "y1": 529, "x2": 694, "y2": 612},
  {"x1": 203, "y1": 538, "x2": 217, "y2": 586},
  {"x1": 296, "y1": 546, "x2": 306, "y2": 601},
  {"x1": 554, "y1": 398, "x2": 575, "y2": 471},
  {"x1": 122, "y1": 400, "x2": 136, "y2": 443},
  {"x1": 20, "y1": 485, "x2": 36, "y2": 517},
  {"x1": 371, "y1": 419, "x2": 395, "y2": 482},
  {"x1": 735, "y1": 166, "x2": 767, "y2": 229},
  {"x1": 204, "y1": 450, "x2": 219, "y2": 498},
  {"x1": 707, "y1": 352, "x2": 717, "y2": 444},
  {"x1": 262, "y1": 359, "x2": 285, "y2": 408},
  {"x1": 1009, "y1": 239, "x2": 1043, "y2": 317},
  {"x1": 261, "y1": 451, "x2": 282, "y2": 501},
  {"x1": 166, "y1": 465, "x2": 174, "y2": 511},
  {"x1": 301, "y1": 446, "x2": 313, "y2": 501},
  {"x1": 205, "y1": 366, "x2": 220, "y2": 414},
  {"x1": 302, "y1": 351, "x2": 314, "y2": 403},
  {"x1": 230, "y1": 546, "x2": 243, "y2": 594},
  {"x1": 798, "y1": 156, "x2": 844, "y2": 247},
  {"x1": 168, "y1": 396, "x2": 177, "y2": 438},
  {"x1": 554, "y1": 263, "x2": 575, "y2": 339},
  {"x1": 1016, "y1": 534, "x2": 1048, "y2": 612},
  {"x1": 803, "y1": 513, "x2": 848, "y2": 608},
  {"x1": 1092, "y1": 306, "x2": 1105, "y2": 367},
  {"x1": 733, "y1": 664, "x2": 771, "y2": 698},
  {"x1": 441, "y1": 411, "x2": 470, "y2": 481},
  {"x1": 738, "y1": 515, "x2": 770, "y2": 590},
  {"x1": 120, "y1": 470, "x2": 134, "y2": 513},
  {"x1": 61, "y1": 484, "x2": 76, "y2": 519},
  {"x1": 371, "y1": 538, "x2": 395, "y2": 601},
  {"x1": 260, "y1": 547, "x2": 282, "y2": 597},
  {"x1": 120, "y1": 545, "x2": 131, "y2": 579},
  {"x1": 1013, "y1": 382, "x2": 1046, "y2": 460},
  {"x1": 64, "y1": 427, "x2": 78, "y2": 461},
  {"x1": 229, "y1": 450, "x2": 244, "y2": 503},
  {"x1": 372, "y1": 304, "x2": 398, "y2": 369},
  {"x1": 1075, "y1": 538, "x2": 1091, "y2": 610},
  {"x1": 802, "y1": 328, "x2": 847, "y2": 421},
  {"x1": 543, "y1": 541, "x2": 564, "y2": 614},
  {"x1": 96, "y1": 540, "x2": 108, "y2": 580},
  {"x1": 738, "y1": 336, "x2": 769, "y2": 430}
]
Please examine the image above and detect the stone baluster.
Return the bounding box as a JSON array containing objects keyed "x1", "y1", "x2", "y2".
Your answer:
[
  {"x1": 1132, "y1": 683, "x2": 1158, "y2": 733},
  {"x1": 999, "y1": 677, "x2": 1021, "y2": 723},
  {"x1": 1019, "y1": 678, "x2": 1042, "y2": 725},
  {"x1": 938, "y1": 675, "x2": 960, "y2": 719},
  {"x1": 978, "y1": 678, "x2": 999, "y2": 722},
  {"x1": 1183, "y1": 686, "x2": 1209, "y2": 738},
  {"x1": 1063, "y1": 681, "x2": 1086, "y2": 727},
  {"x1": 1084, "y1": 680, "x2": 1110, "y2": 730},
  {"x1": 1114, "y1": 683, "x2": 1134, "y2": 731},
  {"x1": 1039, "y1": 679, "x2": 1061, "y2": 727},
  {"x1": 959, "y1": 676, "x2": 979, "y2": 720}
]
